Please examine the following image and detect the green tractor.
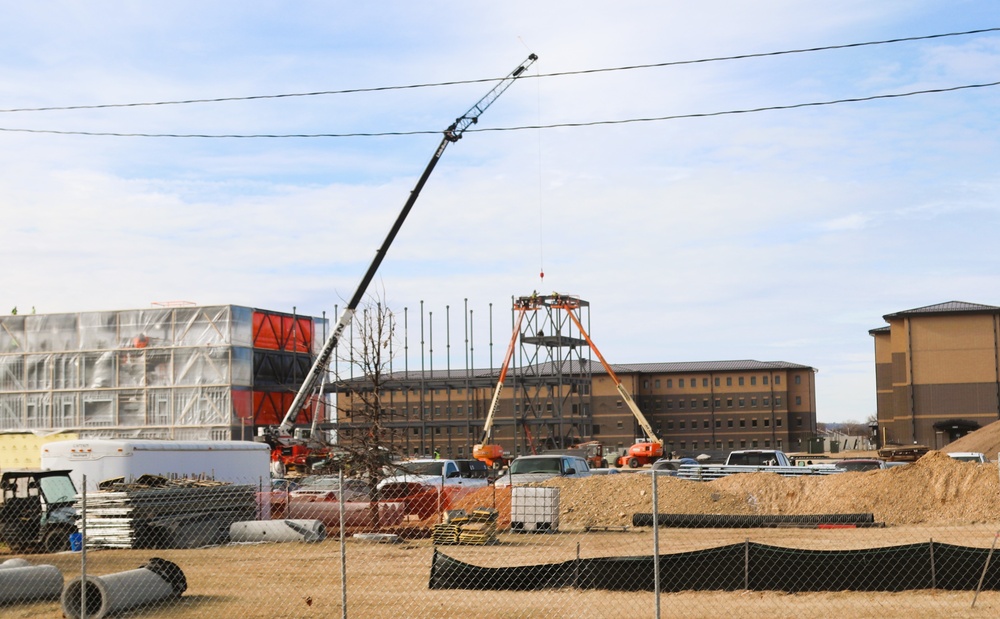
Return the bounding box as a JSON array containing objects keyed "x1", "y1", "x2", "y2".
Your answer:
[{"x1": 0, "y1": 469, "x2": 78, "y2": 554}]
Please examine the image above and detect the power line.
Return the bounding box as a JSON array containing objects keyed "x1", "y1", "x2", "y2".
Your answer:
[
  {"x1": 0, "y1": 80, "x2": 996, "y2": 139},
  {"x1": 0, "y1": 26, "x2": 996, "y2": 114}
]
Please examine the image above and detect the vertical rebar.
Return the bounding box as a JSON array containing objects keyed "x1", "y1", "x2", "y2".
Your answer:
[
  {"x1": 652, "y1": 470, "x2": 661, "y2": 619},
  {"x1": 339, "y1": 469, "x2": 347, "y2": 619}
]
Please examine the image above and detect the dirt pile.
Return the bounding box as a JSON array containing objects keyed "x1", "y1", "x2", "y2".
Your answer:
[
  {"x1": 941, "y1": 419, "x2": 1000, "y2": 456},
  {"x1": 456, "y1": 451, "x2": 1000, "y2": 529}
]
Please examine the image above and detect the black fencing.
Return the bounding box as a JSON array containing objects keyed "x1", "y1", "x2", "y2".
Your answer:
[
  {"x1": 631, "y1": 512, "x2": 879, "y2": 528},
  {"x1": 430, "y1": 541, "x2": 1000, "y2": 592}
]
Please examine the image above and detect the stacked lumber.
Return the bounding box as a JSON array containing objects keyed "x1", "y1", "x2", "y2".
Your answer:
[
  {"x1": 432, "y1": 507, "x2": 499, "y2": 546},
  {"x1": 78, "y1": 482, "x2": 258, "y2": 549}
]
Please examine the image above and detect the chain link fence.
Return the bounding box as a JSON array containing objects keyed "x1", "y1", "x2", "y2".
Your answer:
[{"x1": 3, "y1": 468, "x2": 1000, "y2": 618}]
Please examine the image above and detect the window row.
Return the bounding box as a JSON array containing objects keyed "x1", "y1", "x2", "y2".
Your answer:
[
  {"x1": 664, "y1": 438, "x2": 783, "y2": 451},
  {"x1": 642, "y1": 396, "x2": 783, "y2": 411},
  {"x1": 643, "y1": 374, "x2": 789, "y2": 390},
  {"x1": 662, "y1": 416, "x2": 784, "y2": 431}
]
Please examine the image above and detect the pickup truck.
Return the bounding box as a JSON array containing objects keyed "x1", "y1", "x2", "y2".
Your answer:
[
  {"x1": 947, "y1": 452, "x2": 988, "y2": 463},
  {"x1": 375, "y1": 459, "x2": 490, "y2": 520},
  {"x1": 675, "y1": 450, "x2": 841, "y2": 481}
]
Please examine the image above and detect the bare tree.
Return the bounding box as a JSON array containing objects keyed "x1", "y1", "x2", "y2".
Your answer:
[{"x1": 331, "y1": 295, "x2": 401, "y2": 527}]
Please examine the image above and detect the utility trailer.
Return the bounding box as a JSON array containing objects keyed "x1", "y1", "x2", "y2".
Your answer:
[{"x1": 40, "y1": 439, "x2": 270, "y2": 491}]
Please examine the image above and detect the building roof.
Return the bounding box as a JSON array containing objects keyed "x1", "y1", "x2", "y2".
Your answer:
[
  {"x1": 357, "y1": 358, "x2": 813, "y2": 383},
  {"x1": 868, "y1": 325, "x2": 891, "y2": 335},
  {"x1": 883, "y1": 301, "x2": 1000, "y2": 320},
  {"x1": 609, "y1": 360, "x2": 814, "y2": 374}
]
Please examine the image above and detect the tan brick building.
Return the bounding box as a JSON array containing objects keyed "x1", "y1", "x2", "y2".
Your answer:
[
  {"x1": 333, "y1": 359, "x2": 818, "y2": 461},
  {"x1": 870, "y1": 301, "x2": 1000, "y2": 448}
]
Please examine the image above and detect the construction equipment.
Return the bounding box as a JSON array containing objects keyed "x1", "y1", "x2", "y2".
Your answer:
[
  {"x1": 475, "y1": 294, "x2": 636, "y2": 469},
  {"x1": 473, "y1": 308, "x2": 529, "y2": 468},
  {"x1": 542, "y1": 294, "x2": 663, "y2": 468},
  {"x1": 567, "y1": 440, "x2": 608, "y2": 469},
  {"x1": 0, "y1": 470, "x2": 78, "y2": 553},
  {"x1": 263, "y1": 53, "x2": 538, "y2": 456}
]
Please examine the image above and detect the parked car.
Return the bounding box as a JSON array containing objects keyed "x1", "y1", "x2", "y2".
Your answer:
[
  {"x1": 270, "y1": 478, "x2": 301, "y2": 492},
  {"x1": 493, "y1": 454, "x2": 591, "y2": 488},
  {"x1": 375, "y1": 459, "x2": 490, "y2": 520},
  {"x1": 947, "y1": 452, "x2": 988, "y2": 463},
  {"x1": 835, "y1": 459, "x2": 887, "y2": 472},
  {"x1": 587, "y1": 468, "x2": 620, "y2": 476},
  {"x1": 637, "y1": 458, "x2": 697, "y2": 475}
]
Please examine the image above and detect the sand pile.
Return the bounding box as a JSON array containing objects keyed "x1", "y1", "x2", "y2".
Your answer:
[
  {"x1": 455, "y1": 451, "x2": 1000, "y2": 529},
  {"x1": 941, "y1": 419, "x2": 1000, "y2": 456}
]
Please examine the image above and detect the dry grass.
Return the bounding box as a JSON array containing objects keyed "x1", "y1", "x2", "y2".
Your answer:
[{"x1": 6, "y1": 524, "x2": 1000, "y2": 619}]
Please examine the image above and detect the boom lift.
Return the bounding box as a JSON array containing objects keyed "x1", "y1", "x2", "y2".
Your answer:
[
  {"x1": 546, "y1": 294, "x2": 663, "y2": 468},
  {"x1": 265, "y1": 54, "x2": 538, "y2": 459},
  {"x1": 475, "y1": 294, "x2": 639, "y2": 469},
  {"x1": 473, "y1": 307, "x2": 529, "y2": 467}
]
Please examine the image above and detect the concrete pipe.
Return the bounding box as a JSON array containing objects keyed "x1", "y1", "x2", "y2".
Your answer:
[
  {"x1": 229, "y1": 519, "x2": 326, "y2": 543},
  {"x1": 0, "y1": 562, "x2": 64, "y2": 603},
  {"x1": 61, "y1": 558, "x2": 186, "y2": 619}
]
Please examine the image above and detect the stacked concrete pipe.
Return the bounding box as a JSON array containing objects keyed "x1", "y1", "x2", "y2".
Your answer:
[
  {"x1": 0, "y1": 558, "x2": 64, "y2": 603},
  {"x1": 61, "y1": 558, "x2": 186, "y2": 619}
]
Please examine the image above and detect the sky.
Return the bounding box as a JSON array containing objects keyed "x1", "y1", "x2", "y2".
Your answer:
[{"x1": 2, "y1": 2, "x2": 999, "y2": 424}]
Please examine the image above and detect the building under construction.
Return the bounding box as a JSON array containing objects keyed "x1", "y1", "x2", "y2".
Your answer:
[
  {"x1": 332, "y1": 294, "x2": 818, "y2": 461},
  {"x1": 0, "y1": 304, "x2": 326, "y2": 442},
  {"x1": 0, "y1": 297, "x2": 817, "y2": 460}
]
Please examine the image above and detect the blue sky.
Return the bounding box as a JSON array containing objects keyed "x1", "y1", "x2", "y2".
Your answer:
[{"x1": 2, "y1": 2, "x2": 999, "y2": 423}]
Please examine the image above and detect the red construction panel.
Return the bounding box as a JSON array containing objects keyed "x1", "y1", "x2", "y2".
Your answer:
[
  {"x1": 252, "y1": 312, "x2": 282, "y2": 351},
  {"x1": 252, "y1": 311, "x2": 315, "y2": 353},
  {"x1": 232, "y1": 389, "x2": 253, "y2": 422},
  {"x1": 284, "y1": 316, "x2": 314, "y2": 354},
  {"x1": 252, "y1": 390, "x2": 315, "y2": 427}
]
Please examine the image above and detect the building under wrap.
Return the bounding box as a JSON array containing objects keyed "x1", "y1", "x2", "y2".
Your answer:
[{"x1": 0, "y1": 305, "x2": 326, "y2": 441}]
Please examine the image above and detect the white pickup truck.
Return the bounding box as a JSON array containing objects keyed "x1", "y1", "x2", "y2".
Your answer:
[
  {"x1": 675, "y1": 450, "x2": 841, "y2": 481},
  {"x1": 376, "y1": 459, "x2": 490, "y2": 492}
]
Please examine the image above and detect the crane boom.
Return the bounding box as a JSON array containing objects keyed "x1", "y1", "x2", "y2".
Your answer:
[{"x1": 279, "y1": 53, "x2": 538, "y2": 435}]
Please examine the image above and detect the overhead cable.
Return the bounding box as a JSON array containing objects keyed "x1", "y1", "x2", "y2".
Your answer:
[
  {"x1": 0, "y1": 26, "x2": 996, "y2": 114},
  {"x1": 0, "y1": 80, "x2": 996, "y2": 138}
]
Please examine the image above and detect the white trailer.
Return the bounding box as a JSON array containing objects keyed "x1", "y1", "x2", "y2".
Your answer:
[{"x1": 40, "y1": 439, "x2": 270, "y2": 491}]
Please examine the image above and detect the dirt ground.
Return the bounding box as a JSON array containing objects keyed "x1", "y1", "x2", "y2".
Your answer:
[
  {"x1": 7, "y1": 526, "x2": 1000, "y2": 619},
  {"x1": 7, "y1": 450, "x2": 1000, "y2": 618}
]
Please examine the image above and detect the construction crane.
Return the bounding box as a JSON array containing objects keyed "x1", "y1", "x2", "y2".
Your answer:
[{"x1": 267, "y1": 54, "x2": 539, "y2": 456}]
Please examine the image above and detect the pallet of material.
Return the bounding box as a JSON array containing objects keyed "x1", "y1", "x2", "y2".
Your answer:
[
  {"x1": 433, "y1": 507, "x2": 499, "y2": 545},
  {"x1": 76, "y1": 482, "x2": 258, "y2": 549}
]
